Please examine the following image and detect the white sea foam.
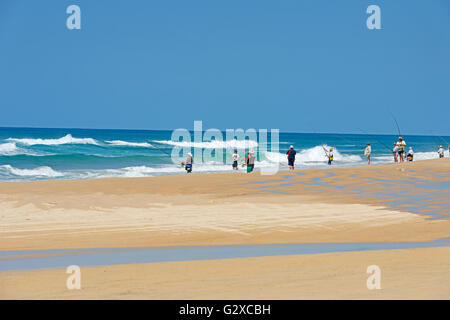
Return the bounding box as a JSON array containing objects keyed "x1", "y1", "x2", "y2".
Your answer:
[
  {"x1": 266, "y1": 145, "x2": 362, "y2": 164},
  {"x1": 0, "y1": 165, "x2": 64, "y2": 177},
  {"x1": 8, "y1": 134, "x2": 99, "y2": 146},
  {"x1": 372, "y1": 151, "x2": 448, "y2": 162},
  {"x1": 413, "y1": 151, "x2": 446, "y2": 161},
  {"x1": 106, "y1": 140, "x2": 153, "y2": 148},
  {"x1": 153, "y1": 139, "x2": 259, "y2": 149},
  {"x1": 0, "y1": 142, "x2": 19, "y2": 155},
  {"x1": 0, "y1": 142, "x2": 48, "y2": 156},
  {"x1": 101, "y1": 163, "x2": 241, "y2": 178}
]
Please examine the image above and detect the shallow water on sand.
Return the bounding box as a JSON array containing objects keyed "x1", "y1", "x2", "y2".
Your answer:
[
  {"x1": 249, "y1": 172, "x2": 450, "y2": 220},
  {"x1": 1, "y1": 238, "x2": 449, "y2": 271}
]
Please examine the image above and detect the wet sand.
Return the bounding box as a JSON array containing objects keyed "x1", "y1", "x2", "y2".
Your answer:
[{"x1": 0, "y1": 158, "x2": 449, "y2": 298}]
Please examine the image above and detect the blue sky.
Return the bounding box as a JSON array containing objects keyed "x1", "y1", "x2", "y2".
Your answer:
[{"x1": 1, "y1": 0, "x2": 449, "y2": 135}]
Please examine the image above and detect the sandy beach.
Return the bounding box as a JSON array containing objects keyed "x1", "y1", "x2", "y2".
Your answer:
[
  {"x1": 1, "y1": 158, "x2": 449, "y2": 299},
  {"x1": 2, "y1": 247, "x2": 449, "y2": 299}
]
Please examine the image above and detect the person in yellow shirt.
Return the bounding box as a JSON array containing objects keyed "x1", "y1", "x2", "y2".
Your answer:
[{"x1": 396, "y1": 137, "x2": 406, "y2": 162}]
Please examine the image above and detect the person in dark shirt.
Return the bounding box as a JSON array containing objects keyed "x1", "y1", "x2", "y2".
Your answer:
[{"x1": 286, "y1": 145, "x2": 296, "y2": 170}]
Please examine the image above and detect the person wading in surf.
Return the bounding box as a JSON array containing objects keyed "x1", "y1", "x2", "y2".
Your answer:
[
  {"x1": 393, "y1": 143, "x2": 399, "y2": 163},
  {"x1": 364, "y1": 143, "x2": 372, "y2": 165},
  {"x1": 246, "y1": 149, "x2": 255, "y2": 173},
  {"x1": 438, "y1": 146, "x2": 445, "y2": 158},
  {"x1": 323, "y1": 147, "x2": 334, "y2": 165},
  {"x1": 182, "y1": 152, "x2": 193, "y2": 173},
  {"x1": 286, "y1": 145, "x2": 296, "y2": 170},
  {"x1": 231, "y1": 150, "x2": 239, "y2": 170}
]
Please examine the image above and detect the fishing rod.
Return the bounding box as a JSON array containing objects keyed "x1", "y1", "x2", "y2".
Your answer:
[
  {"x1": 390, "y1": 112, "x2": 402, "y2": 137},
  {"x1": 438, "y1": 135, "x2": 450, "y2": 147},
  {"x1": 431, "y1": 131, "x2": 450, "y2": 147},
  {"x1": 309, "y1": 125, "x2": 330, "y2": 157}
]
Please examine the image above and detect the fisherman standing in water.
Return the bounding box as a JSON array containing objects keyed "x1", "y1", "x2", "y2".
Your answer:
[
  {"x1": 286, "y1": 145, "x2": 296, "y2": 170},
  {"x1": 438, "y1": 146, "x2": 445, "y2": 158},
  {"x1": 246, "y1": 149, "x2": 255, "y2": 173},
  {"x1": 393, "y1": 142, "x2": 399, "y2": 163},
  {"x1": 182, "y1": 152, "x2": 193, "y2": 173},
  {"x1": 364, "y1": 143, "x2": 371, "y2": 165},
  {"x1": 396, "y1": 137, "x2": 406, "y2": 162},
  {"x1": 232, "y1": 150, "x2": 239, "y2": 170},
  {"x1": 323, "y1": 147, "x2": 334, "y2": 165}
]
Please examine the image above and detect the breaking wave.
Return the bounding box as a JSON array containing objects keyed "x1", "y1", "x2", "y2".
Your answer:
[
  {"x1": 0, "y1": 142, "x2": 20, "y2": 155},
  {"x1": 8, "y1": 134, "x2": 99, "y2": 146},
  {"x1": 153, "y1": 139, "x2": 259, "y2": 149},
  {"x1": 0, "y1": 165, "x2": 64, "y2": 178},
  {"x1": 265, "y1": 145, "x2": 362, "y2": 164},
  {"x1": 106, "y1": 140, "x2": 153, "y2": 148}
]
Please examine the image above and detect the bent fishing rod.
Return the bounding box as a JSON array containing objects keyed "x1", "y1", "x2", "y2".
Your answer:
[
  {"x1": 390, "y1": 112, "x2": 402, "y2": 137},
  {"x1": 431, "y1": 132, "x2": 450, "y2": 147},
  {"x1": 309, "y1": 125, "x2": 331, "y2": 156}
]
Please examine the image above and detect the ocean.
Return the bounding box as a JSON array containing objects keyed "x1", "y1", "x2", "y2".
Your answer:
[{"x1": 0, "y1": 127, "x2": 448, "y2": 181}]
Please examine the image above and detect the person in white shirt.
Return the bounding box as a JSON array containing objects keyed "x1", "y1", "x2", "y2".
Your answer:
[
  {"x1": 182, "y1": 152, "x2": 193, "y2": 173},
  {"x1": 438, "y1": 146, "x2": 444, "y2": 158},
  {"x1": 364, "y1": 143, "x2": 372, "y2": 165},
  {"x1": 406, "y1": 147, "x2": 414, "y2": 162},
  {"x1": 393, "y1": 143, "x2": 399, "y2": 163},
  {"x1": 232, "y1": 150, "x2": 239, "y2": 170}
]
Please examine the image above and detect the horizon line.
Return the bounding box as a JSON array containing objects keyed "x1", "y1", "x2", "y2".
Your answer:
[{"x1": 0, "y1": 125, "x2": 448, "y2": 138}]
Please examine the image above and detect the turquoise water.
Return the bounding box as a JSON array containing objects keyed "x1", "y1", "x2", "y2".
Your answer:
[
  {"x1": 0, "y1": 127, "x2": 448, "y2": 181},
  {"x1": 1, "y1": 239, "x2": 449, "y2": 271}
]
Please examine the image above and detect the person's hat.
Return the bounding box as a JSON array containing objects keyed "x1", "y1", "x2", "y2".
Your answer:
[
  {"x1": 399, "y1": 136, "x2": 403, "y2": 140},
  {"x1": 187, "y1": 152, "x2": 192, "y2": 156},
  {"x1": 250, "y1": 149, "x2": 254, "y2": 153},
  {"x1": 440, "y1": 146, "x2": 443, "y2": 148},
  {"x1": 290, "y1": 145, "x2": 294, "y2": 149}
]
